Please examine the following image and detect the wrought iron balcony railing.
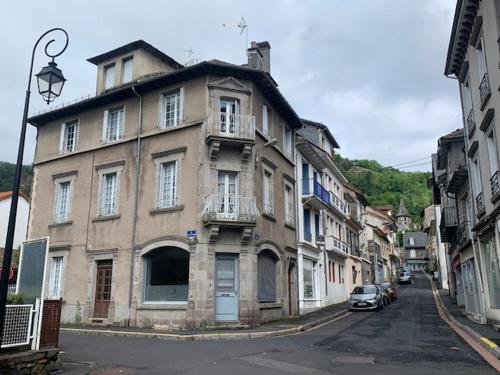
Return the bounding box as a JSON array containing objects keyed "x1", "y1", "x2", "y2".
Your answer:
[
  {"x1": 479, "y1": 73, "x2": 491, "y2": 107},
  {"x1": 302, "y1": 179, "x2": 330, "y2": 205},
  {"x1": 202, "y1": 193, "x2": 259, "y2": 223},
  {"x1": 466, "y1": 108, "x2": 476, "y2": 138},
  {"x1": 476, "y1": 192, "x2": 485, "y2": 217},
  {"x1": 207, "y1": 111, "x2": 255, "y2": 140},
  {"x1": 491, "y1": 171, "x2": 500, "y2": 199}
]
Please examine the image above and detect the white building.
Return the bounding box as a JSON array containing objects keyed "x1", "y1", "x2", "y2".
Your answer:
[
  {"x1": 0, "y1": 192, "x2": 29, "y2": 251},
  {"x1": 295, "y1": 120, "x2": 350, "y2": 314}
]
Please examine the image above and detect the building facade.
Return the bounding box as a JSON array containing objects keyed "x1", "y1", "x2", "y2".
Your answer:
[
  {"x1": 27, "y1": 40, "x2": 302, "y2": 328},
  {"x1": 445, "y1": 0, "x2": 500, "y2": 324}
]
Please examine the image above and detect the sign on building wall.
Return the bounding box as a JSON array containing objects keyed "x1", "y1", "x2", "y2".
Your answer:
[{"x1": 17, "y1": 238, "x2": 49, "y2": 304}]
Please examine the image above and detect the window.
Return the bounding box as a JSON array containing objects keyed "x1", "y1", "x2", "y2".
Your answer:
[
  {"x1": 48, "y1": 256, "x2": 64, "y2": 298},
  {"x1": 103, "y1": 106, "x2": 124, "y2": 142},
  {"x1": 476, "y1": 37, "x2": 488, "y2": 81},
  {"x1": 284, "y1": 183, "x2": 294, "y2": 225},
  {"x1": 314, "y1": 213, "x2": 320, "y2": 240},
  {"x1": 263, "y1": 168, "x2": 274, "y2": 214},
  {"x1": 283, "y1": 125, "x2": 292, "y2": 156},
  {"x1": 409, "y1": 237, "x2": 415, "y2": 246},
  {"x1": 104, "y1": 64, "x2": 115, "y2": 90},
  {"x1": 99, "y1": 172, "x2": 118, "y2": 216},
  {"x1": 158, "y1": 161, "x2": 177, "y2": 208},
  {"x1": 60, "y1": 120, "x2": 79, "y2": 153},
  {"x1": 262, "y1": 104, "x2": 269, "y2": 134},
  {"x1": 303, "y1": 258, "x2": 316, "y2": 299},
  {"x1": 143, "y1": 247, "x2": 189, "y2": 303},
  {"x1": 329, "y1": 261, "x2": 335, "y2": 283},
  {"x1": 122, "y1": 57, "x2": 133, "y2": 83},
  {"x1": 471, "y1": 158, "x2": 483, "y2": 197},
  {"x1": 410, "y1": 249, "x2": 416, "y2": 258},
  {"x1": 217, "y1": 171, "x2": 238, "y2": 216},
  {"x1": 258, "y1": 250, "x2": 277, "y2": 302},
  {"x1": 160, "y1": 88, "x2": 183, "y2": 128},
  {"x1": 219, "y1": 98, "x2": 238, "y2": 134},
  {"x1": 53, "y1": 180, "x2": 72, "y2": 224},
  {"x1": 303, "y1": 208, "x2": 311, "y2": 242},
  {"x1": 487, "y1": 130, "x2": 499, "y2": 176}
]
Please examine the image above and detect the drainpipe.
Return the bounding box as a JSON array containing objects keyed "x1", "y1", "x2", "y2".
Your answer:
[{"x1": 127, "y1": 85, "x2": 143, "y2": 326}]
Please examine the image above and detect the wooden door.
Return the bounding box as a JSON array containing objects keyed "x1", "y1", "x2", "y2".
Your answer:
[{"x1": 94, "y1": 260, "x2": 112, "y2": 318}]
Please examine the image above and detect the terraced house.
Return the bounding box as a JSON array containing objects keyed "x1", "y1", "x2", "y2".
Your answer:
[
  {"x1": 27, "y1": 40, "x2": 302, "y2": 328},
  {"x1": 445, "y1": 0, "x2": 500, "y2": 325}
]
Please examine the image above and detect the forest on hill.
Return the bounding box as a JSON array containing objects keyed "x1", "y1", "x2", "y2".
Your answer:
[
  {"x1": 334, "y1": 155, "x2": 432, "y2": 223},
  {"x1": 0, "y1": 162, "x2": 33, "y2": 197}
]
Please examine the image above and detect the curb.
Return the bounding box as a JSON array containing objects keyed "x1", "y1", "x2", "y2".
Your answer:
[
  {"x1": 61, "y1": 309, "x2": 349, "y2": 341},
  {"x1": 425, "y1": 273, "x2": 500, "y2": 360}
]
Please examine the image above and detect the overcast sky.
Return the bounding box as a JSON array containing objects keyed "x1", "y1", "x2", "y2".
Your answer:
[{"x1": 1, "y1": 0, "x2": 459, "y2": 171}]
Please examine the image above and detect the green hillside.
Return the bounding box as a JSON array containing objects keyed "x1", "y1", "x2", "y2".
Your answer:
[
  {"x1": 0, "y1": 162, "x2": 33, "y2": 197},
  {"x1": 335, "y1": 155, "x2": 431, "y2": 223}
]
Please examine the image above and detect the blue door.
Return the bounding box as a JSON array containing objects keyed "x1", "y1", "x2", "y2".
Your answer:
[{"x1": 215, "y1": 254, "x2": 239, "y2": 321}]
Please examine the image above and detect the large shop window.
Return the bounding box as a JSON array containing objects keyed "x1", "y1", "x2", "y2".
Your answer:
[
  {"x1": 303, "y1": 258, "x2": 316, "y2": 299},
  {"x1": 483, "y1": 237, "x2": 500, "y2": 308},
  {"x1": 258, "y1": 250, "x2": 277, "y2": 302},
  {"x1": 143, "y1": 247, "x2": 189, "y2": 303}
]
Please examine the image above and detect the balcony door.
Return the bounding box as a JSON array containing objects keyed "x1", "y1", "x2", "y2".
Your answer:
[
  {"x1": 217, "y1": 171, "x2": 238, "y2": 218},
  {"x1": 219, "y1": 98, "x2": 238, "y2": 135}
]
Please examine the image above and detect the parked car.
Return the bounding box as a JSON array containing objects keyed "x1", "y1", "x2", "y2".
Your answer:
[
  {"x1": 398, "y1": 271, "x2": 413, "y2": 284},
  {"x1": 377, "y1": 283, "x2": 391, "y2": 305},
  {"x1": 348, "y1": 284, "x2": 384, "y2": 311},
  {"x1": 381, "y1": 281, "x2": 397, "y2": 301}
]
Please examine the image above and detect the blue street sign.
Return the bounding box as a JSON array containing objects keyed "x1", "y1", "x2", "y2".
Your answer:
[{"x1": 187, "y1": 230, "x2": 196, "y2": 237}]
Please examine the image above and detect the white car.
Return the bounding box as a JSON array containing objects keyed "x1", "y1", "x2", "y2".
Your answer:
[{"x1": 398, "y1": 271, "x2": 413, "y2": 284}]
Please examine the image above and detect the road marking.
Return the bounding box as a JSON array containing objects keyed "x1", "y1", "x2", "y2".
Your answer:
[
  {"x1": 480, "y1": 337, "x2": 498, "y2": 348},
  {"x1": 333, "y1": 355, "x2": 375, "y2": 364},
  {"x1": 239, "y1": 355, "x2": 333, "y2": 374}
]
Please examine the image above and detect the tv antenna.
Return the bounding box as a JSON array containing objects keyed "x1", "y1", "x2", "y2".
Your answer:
[
  {"x1": 173, "y1": 47, "x2": 198, "y2": 66},
  {"x1": 223, "y1": 17, "x2": 248, "y2": 49}
]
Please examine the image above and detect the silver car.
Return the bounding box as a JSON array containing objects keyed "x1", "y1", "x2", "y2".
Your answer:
[
  {"x1": 348, "y1": 285, "x2": 384, "y2": 311},
  {"x1": 398, "y1": 271, "x2": 413, "y2": 284}
]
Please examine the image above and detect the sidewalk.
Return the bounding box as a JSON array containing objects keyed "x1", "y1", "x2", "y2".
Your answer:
[
  {"x1": 432, "y1": 283, "x2": 500, "y2": 359},
  {"x1": 61, "y1": 302, "x2": 349, "y2": 341}
]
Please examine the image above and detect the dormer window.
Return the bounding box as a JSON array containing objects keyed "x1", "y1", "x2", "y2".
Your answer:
[
  {"x1": 409, "y1": 237, "x2": 415, "y2": 246},
  {"x1": 122, "y1": 57, "x2": 133, "y2": 83},
  {"x1": 104, "y1": 64, "x2": 115, "y2": 90}
]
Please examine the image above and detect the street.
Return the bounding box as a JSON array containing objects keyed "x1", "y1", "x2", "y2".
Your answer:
[{"x1": 59, "y1": 274, "x2": 496, "y2": 374}]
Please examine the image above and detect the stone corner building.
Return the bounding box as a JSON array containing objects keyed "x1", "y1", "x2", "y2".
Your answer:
[{"x1": 27, "y1": 40, "x2": 301, "y2": 328}]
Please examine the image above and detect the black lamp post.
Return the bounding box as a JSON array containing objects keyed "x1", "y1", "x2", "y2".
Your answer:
[{"x1": 0, "y1": 28, "x2": 68, "y2": 348}]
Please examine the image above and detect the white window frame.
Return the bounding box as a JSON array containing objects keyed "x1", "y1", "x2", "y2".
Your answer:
[
  {"x1": 471, "y1": 158, "x2": 483, "y2": 197},
  {"x1": 121, "y1": 56, "x2": 133, "y2": 83},
  {"x1": 52, "y1": 175, "x2": 75, "y2": 224},
  {"x1": 159, "y1": 87, "x2": 184, "y2": 129},
  {"x1": 104, "y1": 63, "x2": 115, "y2": 90},
  {"x1": 153, "y1": 150, "x2": 185, "y2": 210},
  {"x1": 59, "y1": 119, "x2": 79, "y2": 154},
  {"x1": 487, "y1": 129, "x2": 499, "y2": 177},
  {"x1": 262, "y1": 104, "x2": 269, "y2": 134},
  {"x1": 476, "y1": 36, "x2": 488, "y2": 81},
  {"x1": 97, "y1": 165, "x2": 123, "y2": 217},
  {"x1": 263, "y1": 165, "x2": 274, "y2": 215},
  {"x1": 102, "y1": 106, "x2": 125, "y2": 143},
  {"x1": 284, "y1": 181, "x2": 295, "y2": 225},
  {"x1": 283, "y1": 125, "x2": 292, "y2": 156},
  {"x1": 48, "y1": 256, "x2": 64, "y2": 299}
]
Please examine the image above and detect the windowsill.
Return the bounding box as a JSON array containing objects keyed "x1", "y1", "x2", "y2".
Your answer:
[
  {"x1": 259, "y1": 302, "x2": 282, "y2": 310},
  {"x1": 92, "y1": 214, "x2": 121, "y2": 222},
  {"x1": 149, "y1": 205, "x2": 184, "y2": 216},
  {"x1": 49, "y1": 221, "x2": 73, "y2": 228},
  {"x1": 101, "y1": 138, "x2": 124, "y2": 145},
  {"x1": 262, "y1": 212, "x2": 276, "y2": 222},
  {"x1": 284, "y1": 223, "x2": 296, "y2": 231},
  {"x1": 137, "y1": 302, "x2": 188, "y2": 311}
]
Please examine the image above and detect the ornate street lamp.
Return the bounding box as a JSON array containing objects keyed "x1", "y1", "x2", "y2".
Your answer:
[{"x1": 0, "y1": 28, "x2": 69, "y2": 349}]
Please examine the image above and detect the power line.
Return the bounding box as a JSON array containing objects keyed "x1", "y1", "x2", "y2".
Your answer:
[
  {"x1": 388, "y1": 156, "x2": 431, "y2": 168},
  {"x1": 396, "y1": 160, "x2": 432, "y2": 169}
]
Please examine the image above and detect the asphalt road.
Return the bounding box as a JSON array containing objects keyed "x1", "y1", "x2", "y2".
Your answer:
[{"x1": 59, "y1": 274, "x2": 497, "y2": 374}]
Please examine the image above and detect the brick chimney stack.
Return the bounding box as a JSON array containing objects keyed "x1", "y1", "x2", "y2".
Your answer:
[{"x1": 247, "y1": 41, "x2": 271, "y2": 74}]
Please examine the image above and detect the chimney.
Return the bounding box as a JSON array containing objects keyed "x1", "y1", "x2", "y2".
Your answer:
[{"x1": 247, "y1": 41, "x2": 271, "y2": 74}]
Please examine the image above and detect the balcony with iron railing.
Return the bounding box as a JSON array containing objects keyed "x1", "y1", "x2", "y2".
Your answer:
[
  {"x1": 479, "y1": 73, "x2": 491, "y2": 109},
  {"x1": 490, "y1": 171, "x2": 500, "y2": 203},
  {"x1": 439, "y1": 205, "x2": 458, "y2": 242},
  {"x1": 206, "y1": 111, "x2": 255, "y2": 141},
  {"x1": 451, "y1": 221, "x2": 472, "y2": 249},
  {"x1": 325, "y1": 235, "x2": 350, "y2": 257},
  {"x1": 202, "y1": 193, "x2": 259, "y2": 225},
  {"x1": 302, "y1": 178, "x2": 330, "y2": 210},
  {"x1": 476, "y1": 192, "x2": 485, "y2": 218},
  {"x1": 466, "y1": 108, "x2": 476, "y2": 138}
]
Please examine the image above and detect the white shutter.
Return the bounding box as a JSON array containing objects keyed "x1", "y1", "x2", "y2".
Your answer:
[
  {"x1": 67, "y1": 180, "x2": 73, "y2": 219},
  {"x1": 52, "y1": 183, "x2": 60, "y2": 222},
  {"x1": 179, "y1": 87, "x2": 184, "y2": 124},
  {"x1": 102, "y1": 110, "x2": 109, "y2": 142},
  {"x1": 59, "y1": 123, "x2": 66, "y2": 153},
  {"x1": 262, "y1": 105, "x2": 268, "y2": 134},
  {"x1": 159, "y1": 94, "x2": 166, "y2": 128},
  {"x1": 74, "y1": 122, "x2": 79, "y2": 151},
  {"x1": 119, "y1": 107, "x2": 125, "y2": 138}
]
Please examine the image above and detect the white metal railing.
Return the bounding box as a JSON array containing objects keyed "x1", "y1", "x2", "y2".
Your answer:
[
  {"x1": 207, "y1": 112, "x2": 255, "y2": 140},
  {"x1": 202, "y1": 193, "x2": 259, "y2": 223},
  {"x1": 325, "y1": 235, "x2": 351, "y2": 255},
  {"x1": 1, "y1": 304, "x2": 35, "y2": 348},
  {"x1": 329, "y1": 192, "x2": 349, "y2": 216}
]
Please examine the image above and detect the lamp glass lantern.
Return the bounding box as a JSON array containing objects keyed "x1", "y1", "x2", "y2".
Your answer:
[{"x1": 35, "y1": 60, "x2": 66, "y2": 104}]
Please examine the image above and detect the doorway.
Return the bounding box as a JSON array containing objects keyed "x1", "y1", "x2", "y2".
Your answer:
[
  {"x1": 215, "y1": 254, "x2": 239, "y2": 321},
  {"x1": 94, "y1": 260, "x2": 112, "y2": 318}
]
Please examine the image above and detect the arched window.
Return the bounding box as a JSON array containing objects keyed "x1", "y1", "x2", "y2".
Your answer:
[
  {"x1": 143, "y1": 247, "x2": 189, "y2": 303},
  {"x1": 258, "y1": 250, "x2": 277, "y2": 302}
]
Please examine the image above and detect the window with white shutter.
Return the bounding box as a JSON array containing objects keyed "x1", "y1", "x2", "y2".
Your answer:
[
  {"x1": 99, "y1": 172, "x2": 118, "y2": 216},
  {"x1": 122, "y1": 57, "x2": 133, "y2": 83},
  {"x1": 104, "y1": 64, "x2": 115, "y2": 90},
  {"x1": 48, "y1": 256, "x2": 64, "y2": 298},
  {"x1": 60, "y1": 120, "x2": 79, "y2": 153},
  {"x1": 263, "y1": 167, "x2": 274, "y2": 214},
  {"x1": 103, "y1": 106, "x2": 124, "y2": 142},
  {"x1": 160, "y1": 88, "x2": 183, "y2": 128},
  {"x1": 158, "y1": 161, "x2": 177, "y2": 208},
  {"x1": 53, "y1": 180, "x2": 72, "y2": 224},
  {"x1": 262, "y1": 104, "x2": 269, "y2": 134}
]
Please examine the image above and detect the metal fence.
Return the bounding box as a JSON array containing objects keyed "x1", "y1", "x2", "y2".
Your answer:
[{"x1": 1, "y1": 304, "x2": 35, "y2": 348}]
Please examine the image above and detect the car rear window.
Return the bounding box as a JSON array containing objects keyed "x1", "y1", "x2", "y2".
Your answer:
[{"x1": 353, "y1": 286, "x2": 376, "y2": 294}]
